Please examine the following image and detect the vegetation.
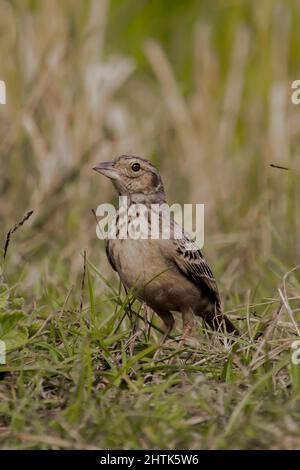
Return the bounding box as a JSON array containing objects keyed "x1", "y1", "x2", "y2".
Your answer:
[{"x1": 0, "y1": 0, "x2": 300, "y2": 449}]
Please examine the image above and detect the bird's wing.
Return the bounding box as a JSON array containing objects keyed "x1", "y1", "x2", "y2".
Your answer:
[{"x1": 167, "y1": 223, "x2": 221, "y2": 309}]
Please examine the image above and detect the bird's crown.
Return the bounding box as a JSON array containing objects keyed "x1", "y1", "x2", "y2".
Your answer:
[{"x1": 93, "y1": 155, "x2": 166, "y2": 204}]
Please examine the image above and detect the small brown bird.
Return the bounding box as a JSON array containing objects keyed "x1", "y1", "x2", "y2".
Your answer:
[{"x1": 93, "y1": 155, "x2": 239, "y2": 351}]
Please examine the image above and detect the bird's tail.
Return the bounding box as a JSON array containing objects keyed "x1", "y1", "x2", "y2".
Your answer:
[{"x1": 204, "y1": 312, "x2": 240, "y2": 336}]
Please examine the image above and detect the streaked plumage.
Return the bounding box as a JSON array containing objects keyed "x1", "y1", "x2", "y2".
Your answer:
[{"x1": 93, "y1": 155, "x2": 239, "y2": 349}]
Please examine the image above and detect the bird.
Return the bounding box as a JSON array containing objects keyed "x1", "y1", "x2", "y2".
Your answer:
[{"x1": 93, "y1": 155, "x2": 239, "y2": 353}]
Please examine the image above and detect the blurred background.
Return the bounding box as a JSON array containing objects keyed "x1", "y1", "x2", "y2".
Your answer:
[{"x1": 1, "y1": 0, "x2": 300, "y2": 305}]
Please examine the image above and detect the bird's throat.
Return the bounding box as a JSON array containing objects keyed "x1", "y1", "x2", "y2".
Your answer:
[{"x1": 128, "y1": 190, "x2": 166, "y2": 205}]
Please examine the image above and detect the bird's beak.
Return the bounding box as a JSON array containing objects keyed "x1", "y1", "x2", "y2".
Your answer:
[{"x1": 93, "y1": 161, "x2": 119, "y2": 180}]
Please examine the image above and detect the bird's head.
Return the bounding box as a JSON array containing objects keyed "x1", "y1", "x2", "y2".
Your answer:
[{"x1": 93, "y1": 155, "x2": 166, "y2": 204}]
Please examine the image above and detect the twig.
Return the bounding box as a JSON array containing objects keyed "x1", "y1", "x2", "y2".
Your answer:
[
  {"x1": 91, "y1": 208, "x2": 98, "y2": 224},
  {"x1": 270, "y1": 163, "x2": 289, "y2": 170},
  {"x1": 3, "y1": 210, "x2": 34, "y2": 261},
  {"x1": 80, "y1": 251, "x2": 87, "y2": 314}
]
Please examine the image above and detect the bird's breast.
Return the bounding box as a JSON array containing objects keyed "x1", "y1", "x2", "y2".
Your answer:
[
  {"x1": 107, "y1": 238, "x2": 201, "y2": 312},
  {"x1": 109, "y1": 238, "x2": 168, "y2": 289}
]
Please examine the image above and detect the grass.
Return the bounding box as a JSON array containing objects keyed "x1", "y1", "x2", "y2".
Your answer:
[
  {"x1": 1, "y1": 0, "x2": 300, "y2": 450},
  {"x1": 0, "y1": 226, "x2": 300, "y2": 449}
]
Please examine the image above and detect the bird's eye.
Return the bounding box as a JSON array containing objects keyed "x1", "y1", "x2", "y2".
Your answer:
[{"x1": 131, "y1": 163, "x2": 141, "y2": 172}]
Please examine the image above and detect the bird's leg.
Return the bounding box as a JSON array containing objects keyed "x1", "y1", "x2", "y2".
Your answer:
[
  {"x1": 166, "y1": 311, "x2": 194, "y2": 365},
  {"x1": 153, "y1": 310, "x2": 174, "y2": 361},
  {"x1": 179, "y1": 310, "x2": 194, "y2": 347}
]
